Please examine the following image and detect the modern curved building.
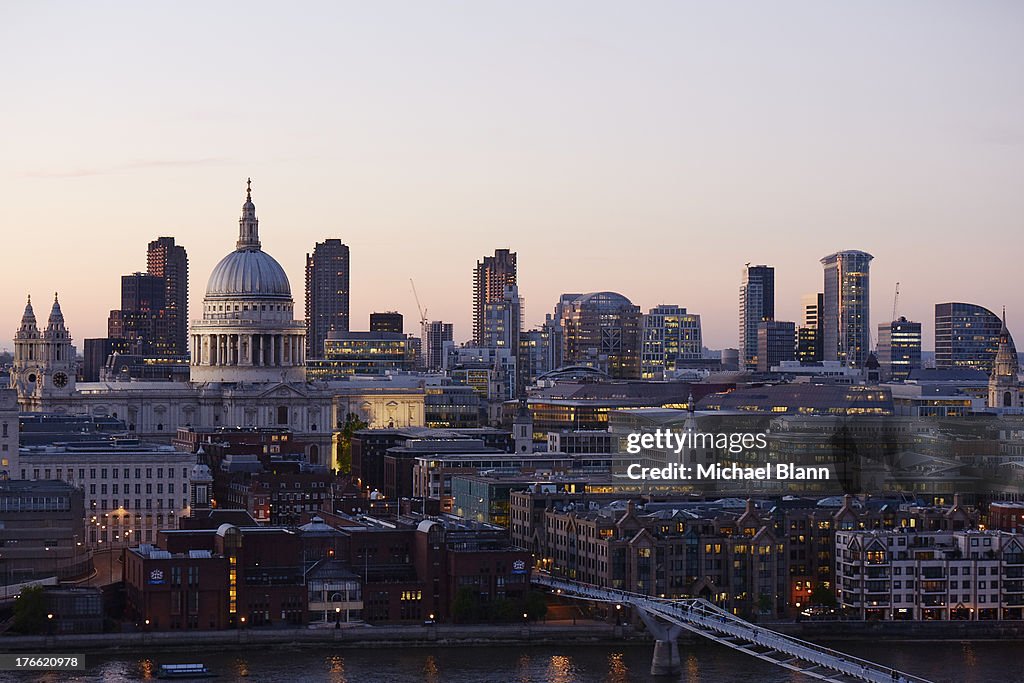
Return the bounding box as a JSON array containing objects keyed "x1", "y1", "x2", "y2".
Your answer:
[
  {"x1": 935, "y1": 302, "x2": 1007, "y2": 373},
  {"x1": 555, "y1": 292, "x2": 641, "y2": 379}
]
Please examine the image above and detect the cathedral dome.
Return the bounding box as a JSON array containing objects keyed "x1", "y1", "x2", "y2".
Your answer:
[
  {"x1": 206, "y1": 249, "x2": 291, "y2": 300},
  {"x1": 204, "y1": 179, "x2": 292, "y2": 301}
]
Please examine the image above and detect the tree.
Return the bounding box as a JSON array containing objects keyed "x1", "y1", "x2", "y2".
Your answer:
[
  {"x1": 758, "y1": 594, "x2": 774, "y2": 615},
  {"x1": 335, "y1": 413, "x2": 368, "y2": 474},
  {"x1": 491, "y1": 598, "x2": 516, "y2": 623},
  {"x1": 452, "y1": 587, "x2": 478, "y2": 623},
  {"x1": 12, "y1": 586, "x2": 48, "y2": 634},
  {"x1": 810, "y1": 583, "x2": 837, "y2": 607},
  {"x1": 523, "y1": 590, "x2": 548, "y2": 621}
]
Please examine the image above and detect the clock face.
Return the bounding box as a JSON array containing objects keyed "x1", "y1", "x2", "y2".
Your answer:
[{"x1": 53, "y1": 372, "x2": 68, "y2": 388}]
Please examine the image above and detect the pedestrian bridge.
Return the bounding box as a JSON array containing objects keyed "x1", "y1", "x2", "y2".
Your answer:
[{"x1": 532, "y1": 572, "x2": 932, "y2": 682}]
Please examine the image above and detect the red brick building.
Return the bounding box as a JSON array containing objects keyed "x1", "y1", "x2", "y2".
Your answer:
[{"x1": 125, "y1": 525, "x2": 306, "y2": 630}]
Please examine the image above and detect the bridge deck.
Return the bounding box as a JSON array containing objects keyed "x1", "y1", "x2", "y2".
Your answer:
[{"x1": 532, "y1": 572, "x2": 932, "y2": 683}]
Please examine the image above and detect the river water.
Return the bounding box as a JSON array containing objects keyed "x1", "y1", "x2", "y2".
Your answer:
[{"x1": 0, "y1": 640, "x2": 1019, "y2": 682}]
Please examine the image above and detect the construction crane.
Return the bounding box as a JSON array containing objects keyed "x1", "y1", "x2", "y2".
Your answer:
[
  {"x1": 410, "y1": 278, "x2": 428, "y2": 331},
  {"x1": 892, "y1": 281, "x2": 900, "y2": 322}
]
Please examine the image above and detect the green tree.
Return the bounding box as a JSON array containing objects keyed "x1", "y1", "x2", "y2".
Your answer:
[
  {"x1": 452, "y1": 587, "x2": 478, "y2": 623},
  {"x1": 335, "y1": 413, "x2": 368, "y2": 474},
  {"x1": 491, "y1": 598, "x2": 516, "y2": 623},
  {"x1": 810, "y1": 583, "x2": 837, "y2": 607},
  {"x1": 523, "y1": 590, "x2": 548, "y2": 621},
  {"x1": 758, "y1": 593, "x2": 774, "y2": 615},
  {"x1": 12, "y1": 586, "x2": 48, "y2": 634}
]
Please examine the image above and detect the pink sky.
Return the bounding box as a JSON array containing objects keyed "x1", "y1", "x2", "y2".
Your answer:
[{"x1": 2, "y1": 2, "x2": 1022, "y2": 350}]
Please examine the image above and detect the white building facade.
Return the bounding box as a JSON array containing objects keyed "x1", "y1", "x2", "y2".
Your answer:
[{"x1": 836, "y1": 528, "x2": 1024, "y2": 620}]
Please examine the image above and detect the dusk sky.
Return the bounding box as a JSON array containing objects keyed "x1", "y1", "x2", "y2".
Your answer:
[{"x1": 2, "y1": 2, "x2": 1022, "y2": 351}]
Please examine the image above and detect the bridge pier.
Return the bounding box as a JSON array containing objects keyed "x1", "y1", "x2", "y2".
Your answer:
[{"x1": 637, "y1": 606, "x2": 684, "y2": 676}]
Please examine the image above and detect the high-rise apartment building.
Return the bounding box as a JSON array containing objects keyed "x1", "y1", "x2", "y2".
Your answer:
[
  {"x1": 641, "y1": 305, "x2": 703, "y2": 379},
  {"x1": 934, "y1": 302, "x2": 1006, "y2": 373},
  {"x1": 821, "y1": 251, "x2": 873, "y2": 368},
  {"x1": 146, "y1": 237, "x2": 189, "y2": 357},
  {"x1": 473, "y1": 249, "x2": 517, "y2": 346},
  {"x1": 305, "y1": 239, "x2": 351, "y2": 359},
  {"x1": 739, "y1": 265, "x2": 775, "y2": 371},
  {"x1": 876, "y1": 317, "x2": 922, "y2": 381}
]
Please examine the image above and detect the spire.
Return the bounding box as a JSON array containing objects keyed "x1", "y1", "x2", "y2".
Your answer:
[
  {"x1": 237, "y1": 178, "x2": 261, "y2": 250},
  {"x1": 46, "y1": 292, "x2": 67, "y2": 333},
  {"x1": 17, "y1": 294, "x2": 38, "y2": 336}
]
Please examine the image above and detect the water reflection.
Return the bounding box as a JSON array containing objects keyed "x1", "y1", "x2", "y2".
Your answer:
[
  {"x1": 138, "y1": 658, "x2": 155, "y2": 679},
  {"x1": 685, "y1": 651, "x2": 699, "y2": 682},
  {"x1": 605, "y1": 651, "x2": 629, "y2": 683},
  {"x1": 545, "y1": 654, "x2": 574, "y2": 683},
  {"x1": 326, "y1": 654, "x2": 346, "y2": 682},
  {"x1": 516, "y1": 653, "x2": 532, "y2": 682},
  {"x1": 234, "y1": 657, "x2": 250, "y2": 678},
  {"x1": 423, "y1": 654, "x2": 440, "y2": 683}
]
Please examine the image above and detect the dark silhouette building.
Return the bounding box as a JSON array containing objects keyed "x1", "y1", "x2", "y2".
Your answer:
[
  {"x1": 305, "y1": 239, "x2": 351, "y2": 358},
  {"x1": 370, "y1": 312, "x2": 403, "y2": 334},
  {"x1": 147, "y1": 237, "x2": 189, "y2": 357},
  {"x1": 739, "y1": 265, "x2": 775, "y2": 371}
]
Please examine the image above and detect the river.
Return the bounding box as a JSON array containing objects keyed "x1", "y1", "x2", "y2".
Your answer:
[{"x1": 0, "y1": 640, "x2": 1018, "y2": 682}]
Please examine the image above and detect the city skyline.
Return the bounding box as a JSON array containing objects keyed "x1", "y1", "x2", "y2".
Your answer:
[
  {"x1": 1, "y1": 202, "x2": 1020, "y2": 354},
  {"x1": 2, "y1": 3, "x2": 1023, "y2": 349}
]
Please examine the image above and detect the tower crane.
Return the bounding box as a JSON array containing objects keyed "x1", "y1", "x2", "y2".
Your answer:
[{"x1": 410, "y1": 278, "x2": 428, "y2": 331}]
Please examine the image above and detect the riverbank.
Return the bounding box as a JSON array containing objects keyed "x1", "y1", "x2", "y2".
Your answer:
[
  {"x1": 0, "y1": 622, "x2": 639, "y2": 653},
  {"x1": 764, "y1": 619, "x2": 1024, "y2": 641},
  {"x1": 3, "y1": 618, "x2": 1024, "y2": 654}
]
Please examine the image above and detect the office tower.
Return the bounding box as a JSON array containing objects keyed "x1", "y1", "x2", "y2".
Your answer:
[
  {"x1": 473, "y1": 249, "x2": 517, "y2": 345},
  {"x1": 935, "y1": 303, "x2": 1006, "y2": 373},
  {"x1": 370, "y1": 312, "x2": 403, "y2": 334},
  {"x1": 481, "y1": 284, "x2": 522, "y2": 350},
  {"x1": 146, "y1": 237, "x2": 189, "y2": 357},
  {"x1": 876, "y1": 317, "x2": 922, "y2": 381},
  {"x1": 757, "y1": 320, "x2": 796, "y2": 372},
  {"x1": 555, "y1": 292, "x2": 642, "y2": 379},
  {"x1": 519, "y1": 327, "x2": 556, "y2": 384},
  {"x1": 423, "y1": 321, "x2": 453, "y2": 371},
  {"x1": 821, "y1": 251, "x2": 873, "y2": 368},
  {"x1": 796, "y1": 293, "x2": 824, "y2": 364},
  {"x1": 641, "y1": 305, "x2": 703, "y2": 379},
  {"x1": 305, "y1": 239, "x2": 351, "y2": 359},
  {"x1": 738, "y1": 265, "x2": 775, "y2": 371},
  {"x1": 82, "y1": 338, "x2": 132, "y2": 382},
  {"x1": 107, "y1": 273, "x2": 170, "y2": 355}
]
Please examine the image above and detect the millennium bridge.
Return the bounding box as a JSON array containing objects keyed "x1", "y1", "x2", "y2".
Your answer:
[{"x1": 532, "y1": 572, "x2": 932, "y2": 682}]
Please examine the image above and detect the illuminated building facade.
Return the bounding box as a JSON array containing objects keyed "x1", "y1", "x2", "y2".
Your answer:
[
  {"x1": 641, "y1": 305, "x2": 703, "y2": 379},
  {"x1": 821, "y1": 250, "x2": 873, "y2": 368},
  {"x1": 876, "y1": 317, "x2": 922, "y2": 381},
  {"x1": 935, "y1": 302, "x2": 1006, "y2": 373}
]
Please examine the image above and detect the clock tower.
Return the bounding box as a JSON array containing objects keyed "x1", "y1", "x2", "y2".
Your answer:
[{"x1": 11, "y1": 293, "x2": 75, "y2": 408}]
